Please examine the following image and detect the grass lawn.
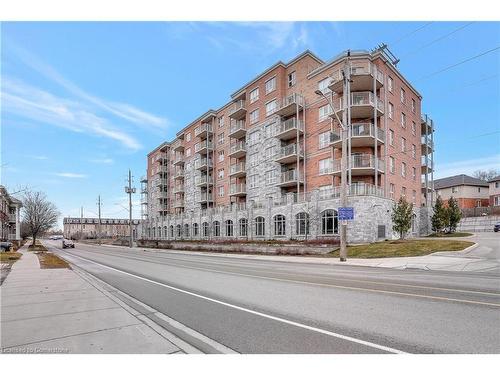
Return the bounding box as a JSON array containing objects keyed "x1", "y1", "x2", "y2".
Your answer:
[
  {"x1": 427, "y1": 232, "x2": 473, "y2": 237},
  {"x1": 36, "y1": 252, "x2": 71, "y2": 269},
  {"x1": 328, "y1": 239, "x2": 474, "y2": 259},
  {"x1": 0, "y1": 252, "x2": 22, "y2": 264}
]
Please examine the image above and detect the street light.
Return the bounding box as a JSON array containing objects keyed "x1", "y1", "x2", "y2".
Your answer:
[{"x1": 314, "y1": 69, "x2": 350, "y2": 262}]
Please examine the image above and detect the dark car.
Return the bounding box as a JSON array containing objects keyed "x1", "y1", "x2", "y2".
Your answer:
[
  {"x1": 62, "y1": 239, "x2": 75, "y2": 249},
  {"x1": 494, "y1": 222, "x2": 500, "y2": 232},
  {"x1": 0, "y1": 241, "x2": 13, "y2": 252}
]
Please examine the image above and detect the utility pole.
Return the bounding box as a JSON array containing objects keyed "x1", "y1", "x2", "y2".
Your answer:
[
  {"x1": 125, "y1": 169, "x2": 136, "y2": 248},
  {"x1": 97, "y1": 195, "x2": 102, "y2": 245}
]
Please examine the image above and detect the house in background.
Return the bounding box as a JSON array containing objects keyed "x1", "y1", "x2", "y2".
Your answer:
[
  {"x1": 434, "y1": 174, "x2": 489, "y2": 212},
  {"x1": 0, "y1": 185, "x2": 23, "y2": 245},
  {"x1": 488, "y1": 175, "x2": 500, "y2": 214}
]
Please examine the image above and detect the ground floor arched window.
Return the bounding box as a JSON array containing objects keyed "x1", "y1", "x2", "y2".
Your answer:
[
  {"x1": 225, "y1": 220, "x2": 233, "y2": 237},
  {"x1": 239, "y1": 218, "x2": 248, "y2": 237},
  {"x1": 321, "y1": 209, "x2": 338, "y2": 235},
  {"x1": 184, "y1": 224, "x2": 189, "y2": 238},
  {"x1": 213, "y1": 221, "x2": 220, "y2": 237},
  {"x1": 274, "y1": 215, "x2": 286, "y2": 236},
  {"x1": 296, "y1": 212, "x2": 309, "y2": 236},
  {"x1": 163, "y1": 226, "x2": 168, "y2": 238},
  {"x1": 255, "y1": 216, "x2": 265, "y2": 237},
  {"x1": 193, "y1": 223, "x2": 199, "y2": 237},
  {"x1": 169, "y1": 225, "x2": 174, "y2": 238},
  {"x1": 202, "y1": 222, "x2": 209, "y2": 237},
  {"x1": 176, "y1": 224, "x2": 182, "y2": 238}
]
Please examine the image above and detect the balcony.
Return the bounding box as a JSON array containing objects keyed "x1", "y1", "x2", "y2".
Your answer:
[
  {"x1": 421, "y1": 137, "x2": 434, "y2": 155},
  {"x1": 274, "y1": 118, "x2": 304, "y2": 140},
  {"x1": 229, "y1": 183, "x2": 246, "y2": 197},
  {"x1": 195, "y1": 140, "x2": 214, "y2": 154},
  {"x1": 229, "y1": 162, "x2": 246, "y2": 178},
  {"x1": 195, "y1": 175, "x2": 214, "y2": 187},
  {"x1": 331, "y1": 154, "x2": 385, "y2": 176},
  {"x1": 332, "y1": 92, "x2": 384, "y2": 119},
  {"x1": 275, "y1": 143, "x2": 304, "y2": 164},
  {"x1": 318, "y1": 183, "x2": 385, "y2": 200},
  {"x1": 198, "y1": 192, "x2": 214, "y2": 203},
  {"x1": 172, "y1": 139, "x2": 184, "y2": 152},
  {"x1": 421, "y1": 114, "x2": 434, "y2": 135},
  {"x1": 173, "y1": 156, "x2": 184, "y2": 166},
  {"x1": 328, "y1": 62, "x2": 384, "y2": 93},
  {"x1": 330, "y1": 123, "x2": 385, "y2": 148},
  {"x1": 155, "y1": 178, "x2": 168, "y2": 187},
  {"x1": 173, "y1": 199, "x2": 184, "y2": 208},
  {"x1": 195, "y1": 158, "x2": 213, "y2": 171},
  {"x1": 421, "y1": 158, "x2": 433, "y2": 174},
  {"x1": 229, "y1": 119, "x2": 246, "y2": 139},
  {"x1": 276, "y1": 169, "x2": 303, "y2": 187},
  {"x1": 228, "y1": 141, "x2": 246, "y2": 158},
  {"x1": 173, "y1": 169, "x2": 185, "y2": 180},
  {"x1": 173, "y1": 184, "x2": 185, "y2": 194},
  {"x1": 195, "y1": 123, "x2": 213, "y2": 139},
  {"x1": 228, "y1": 99, "x2": 247, "y2": 120},
  {"x1": 8, "y1": 213, "x2": 16, "y2": 222},
  {"x1": 275, "y1": 93, "x2": 304, "y2": 117}
]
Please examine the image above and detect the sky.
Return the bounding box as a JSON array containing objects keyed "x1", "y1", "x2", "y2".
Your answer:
[{"x1": 1, "y1": 21, "x2": 499, "y2": 228}]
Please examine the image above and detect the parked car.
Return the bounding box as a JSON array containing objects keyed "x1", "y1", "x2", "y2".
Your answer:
[
  {"x1": 62, "y1": 239, "x2": 75, "y2": 248},
  {"x1": 494, "y1": 222, "x2": 500, "y2": 232},
  {"x1": 0, "y1": 241, "x2": 13, "y2": 252}
]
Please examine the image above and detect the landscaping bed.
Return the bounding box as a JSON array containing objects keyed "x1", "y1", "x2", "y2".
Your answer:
[
  {"x1": 28, "y1": 240, "x2": 48, "y2": 252},
  {"x1": 329, "y1": 239, "x2": 474, "y2": 259},
  {"x1": 36, "y1": 252, "x2": 71, "y2": 269},
  {"x1": 0, "y1": 251, "x2": 22, "y2": 264},
  {"x1": 427, "y1": 232, "x2": 473, "y2": 238}
]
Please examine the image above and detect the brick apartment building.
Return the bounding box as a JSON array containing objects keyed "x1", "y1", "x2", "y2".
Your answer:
[
  {"x1": 0, "y1": 185, "x2": 23, "y2": 244},
  {"x1": 142, "y1": 48, "x2": 435, "y2": 243},
  {"x1": 63, "y1": 217, "x2": 141, "y2": 240}
]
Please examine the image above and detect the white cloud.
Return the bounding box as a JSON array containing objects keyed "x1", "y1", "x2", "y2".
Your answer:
[
  {"x1": 2, "y1": 78, "x2": 142, "y2": 150},
  {"x1": 434, "y1": 154, "x2": 500, "y2": 179},
  {"x1": 55, "y1": 172, "x2": 88, "y2": 178},
  {"x1": 89, "y1": 158, "x2": 114, "y2": 164}
]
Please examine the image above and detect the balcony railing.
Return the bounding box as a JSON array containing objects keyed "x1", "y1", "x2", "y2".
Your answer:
[
  {"x1": 230, "y1": 184, "x2": 246, "y2": 195},
  {"x1": 195, "y1": 175, "x2": 214, "y2": 186},
  {"x1": 195, "y1": 123, "x2": 213, "y2": 138},
  {"x1": 275, "y1": 93, "x2": 304, "y2": 116},
  {"x1": 198, "y1": 192, "x2": 214, "y2": 202},
  {"x1": 421, "y1": 137, "x2": 434, "y2": 149},
  {"x1": 332, "y1": 154, "x2": 385, "y2": 173},
  {"x1": 174, "y1": 169, "x2": 185, "y2": 179},
  {"x1": 195, "y1": 141, "x2": 214, "y2": 153},
  {"x1": 328, "y1": 62, "x2": 384, "y2": 92},
  {"x1": 173, "y1": 184, "x2": 185, "y2": 193},
  {"x1": 228, "y1": 99, "x2": 246, "y2": 119},
  {"x1": 172, "y1": 139, "x2": 184, "y2": 151},
  {"x1": 229, "y1": 162, "x2": 246, "y2": 176},
  {"x1": 275, "y1": 118, "x2": 304, "y2": 139},
  {"x1": 8, "y1": 213, "x2": 16, "y2": 222},
  {"x1": 276, "y1": 143, "x2": 304, "y2": 162},
  {"x1": 279, "y1": 169, "x2": 302, "y2": 184},
  {"x1": 229, "y1": 119, "x2": 246, "y2": 138},
  {"x1": 194, "y1": 158, "x2": 213, "y2": 170},
  {"x1": 229, "y1": 141, "x2": 246, "y2": 157}
]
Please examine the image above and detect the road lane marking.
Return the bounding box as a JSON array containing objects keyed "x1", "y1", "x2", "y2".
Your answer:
[
  {"x1": 62, "y1": 246, "x2": 500, "y2": 305},
  {"x1": 58, "y1": 250, "x2": 407, "y2": 354}
]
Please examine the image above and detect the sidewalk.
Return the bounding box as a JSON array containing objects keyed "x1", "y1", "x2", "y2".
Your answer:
[{"x1": 0, "y1": 246, "x2": 192, "y2": 353}]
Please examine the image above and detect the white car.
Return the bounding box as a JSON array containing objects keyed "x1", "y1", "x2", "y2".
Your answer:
[{"x1": 62, "y1": 239, "x2": 75, "y2": 248}]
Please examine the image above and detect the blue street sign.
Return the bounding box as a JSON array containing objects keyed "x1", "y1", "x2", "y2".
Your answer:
[{"x1": 338, "y1": 207, "x2": 354, "y2": 220}]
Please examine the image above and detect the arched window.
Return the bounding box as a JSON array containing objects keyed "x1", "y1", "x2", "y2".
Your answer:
[
  {"x1": 296, "y1": 212, "x2": 309, "y2": 236},
  {"x1": 239, "y1": 218, "x2": 248, "y2": 237},
  {"x1": 225, "y1": 220, "x2": 233, "y2": 237},
  {"x1": 321, "y1": 209, "x2": 338, "y2": 235},
  {"x1": 193, "y1": 223, "x2": 199, "y2": 237},
  {"x1": 146, "y1": 228, "x2": 150, "y2": 238},
  {"x1": 184, "y1": 224, "x2": 190, "y2": 238},
  {"x1": 202, "y1": 222, "x2": 209, "y2": 238},
  {"x1": 176, "y1": 224, "x2": 182, "y2": 238},
  {"x1": 274, "y1": 215, "x2": 286, "y2": 236},
  {"x1": 169, "y1": 225, "x2": 174, "y2": 238},
  {"x1": 411, "y1": 213, "x2": 417, "y2": 233},
  {"x1": 213, "y1": 221, "x2": 220, "y2": 237},
  {"x1": 152, "y1": 227, "x2": 156, "y2": 238},
  {"x1": 158, "y1": 227, "x2": 162, "y2": 239},
  {"x1": 163, "y1": 226, "x2": 168, "y2": 238},
  {"x1": 255, "y1": 216, "x2": 265, "y2": 237}
]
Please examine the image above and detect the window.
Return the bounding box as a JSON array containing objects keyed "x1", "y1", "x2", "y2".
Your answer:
[
  {"x1": 288, "y1": 71, "x2": 296, "y2": 87},
  {"x1": 218, "y1": 150, "x2": 224, "y2": 162},
  {"x1": 400, "y1": 88, "x2": 406, "y2": 104},
  {"x1": 401, "y1": 137, "x2": 406, "y2": 152},
  {"x1": 163, "y1": 226, "x2": 168, "y2": 238},
  {"x1": 478, "y1": 187, "x2": 481, "y2": 192},
  {"x1": 250, "y1": 109, "x2": 259, "y2": 124},
  {"x1": 494, "y1": 196, "x2": 500, "y2": 206},
  {"x1": 239, "y1": 218, "x2": 248, "y2": 237},
  {"x1": 389, "y1": 129, "x2": 394, "y2": 146},
  {"x1": 225, "y1": 220, "x2": 234, "y2": 237},
  {"x1": 202, "y1": 222, "x2": 209, "y2": 237},
  {"x1": 388, "y1": 102, "x2": 394, "y2": 119},
  {"x1": 412, "y1": 121, "x2": 416, "y2": 135},
  {"x1": 217, "y1": 133, "x2": 225, "y2": 145},
  {"x1": 186, "y1": 133, "x2": 191, "y2": 142},
  {"x1": 401, "y1": 112, "x2": 406, "y2": 128},
  {"x1": 218, "y1": 168, "x2": 224, "y2": 179},
  {"x1": 249, "y1": 151, "x2": 259, "y2": 167},
  {"x1": 249, "y1": 174, "x2": 258, "y2": 188},
  {"x1": 402, "y1": 162, "x2": 407, "y2": 178},
  {"x1": 218, "y1": 116, "x2": 224, "y2": 128},
  {"x1": 265, "y1": 146, "x2": 276, "y2": 158},
  {"x1": 274, "y1": 215, "x2": 286, "y2": 236},
  {"x1": 412, "y1": 190, "x2": 417, "y2": 203},
  {"x1": 496, "y1": 182, "x2": 499, "y2": 188},
  {"x1": 176, "y1": 224, "x2": 182, "y2": 238},
  {"x1": 169, "y1": 225, "x2": 174, "y2": 238},
  {"x1": 186, "y1": 148, "x2": 191, "y2": 157},
  {"x1": 318, "y1": 77, "x2": 331, "y2": 93},
  {"x1": 255, "y1": 216, "x2": 265, "y2": 237},
  {"x1": 389, "y1": 157, "x2": 395, "y2": 174},
  {"x1": 265, "y1": 76, "x2": 276, "y2": 94},
  {"x1": 248, "y1": 130, "x2": 260, "y2": 144},
  {"x1": 296, "y1": 212, "x2": 310, "y2": 236},
  {"x1": 250, "y1": 88, "x2": 259, "y2": 103},
  {"x1": 266, "y1": 99, "x2": 277, "y2": 116},
  {"x1": 266, "y1": 170, "x2": 277, "y2": 184},
  {"x1": 321, "y1": 210, "x2": 338, "y2": 235},
  {"x1": 318, "y1": 131, "x2": 330, "y2": 149},
  {"x1": 319, "y1": 104, "x2": 332, "y2": 121},
  {"x1": 388, "y1": 76, "x2": 394, "y2": 92},
  {"x1": 390, "y1": 183, "x2": 395, "y2": 199},
  {"x1": 412, "y1": 167, "x2": 416, "y2": 181},
  {"x1": 218, "y1": 185, "x2": 224, "y2": 197},
  {"x1": 319, "y1": 158, "x2": 332, "y2": 175},
  {"x1": 452, "y1": 186, "x2": 458, "y2": 193},
  {"x1": 401, "y1": 187, "x2": 407, "y2": 197},
  {"x1": 184, "y1": 224, "x2": 189, "y2": 238},
  {"x1": 412, "y1": 144, "x2": 416, "y2": 159},
  {"x1": 213, "y1": 221, "x2": 220, "y2": 237},
  {"x1": 476, "y1": 200, "x2": 482, "y2": 208},
  {"x1": 411, "y1": 98, "x2": 416, "y2": 113},
  {"x1": 193, "y1": 223, "x2": 199, "y2": 237}
]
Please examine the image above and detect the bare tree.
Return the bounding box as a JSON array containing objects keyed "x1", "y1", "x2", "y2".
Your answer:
[
  {"x1": 473, "y1": 169, "x2": 499, "y2": 181},
  {"x1": 22, "y1": 190, "x2": 60, "y2": 246}
]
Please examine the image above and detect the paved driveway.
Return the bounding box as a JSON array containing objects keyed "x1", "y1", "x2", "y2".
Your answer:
[{"x1": 466, "y1": 232, "x2": 500, "y2": 260}]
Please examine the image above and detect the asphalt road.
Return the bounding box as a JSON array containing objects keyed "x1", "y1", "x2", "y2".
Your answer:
[{"x1": 44, "y1": 240, "x2": 500, "y2": 354}]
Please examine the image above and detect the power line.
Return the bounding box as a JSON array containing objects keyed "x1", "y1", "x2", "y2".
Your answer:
[
  {"x1": 400, "y1": 22, "x2": 473, "y2": 58},
  {"x1": 391, "y1": 22, "x2": 434, "y2": 46},
  {"x1": 418, "y1": 46, "x2": 500, "y2": 81}
]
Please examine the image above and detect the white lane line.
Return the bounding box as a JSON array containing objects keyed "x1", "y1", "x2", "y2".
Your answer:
[{"x1": 59, "y1": 250, "x2": 407, "y2": 354}]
